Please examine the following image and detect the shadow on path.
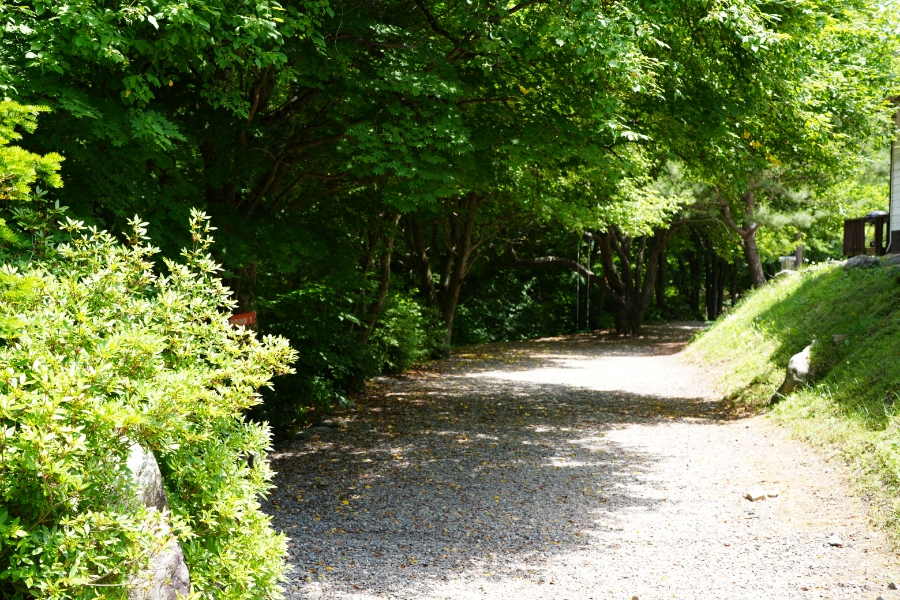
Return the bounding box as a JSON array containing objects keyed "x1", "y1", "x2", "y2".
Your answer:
[{"x1": 265, "y1": 322, "x2": 744, "y2": 599}]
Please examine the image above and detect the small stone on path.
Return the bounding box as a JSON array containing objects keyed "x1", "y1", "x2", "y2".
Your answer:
[
  {"x1": 889, "y1": 581, "x2": 897, "y2": 589},
  {"x1": 827, "y1": 534, "x2": 843, "y2": 547},
  {"x1": 745, "y1": 490, "x2": 767, "y2": 501}
]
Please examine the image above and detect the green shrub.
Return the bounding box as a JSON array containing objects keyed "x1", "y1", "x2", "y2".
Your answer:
[
  {"x1": 370, "y1": 294, "x2": 445, "y2": 374},
  {"x1": 0, "y1": 212, "x2": 296, "y2": 599},
  {"x1": 253, "y1": 284, "x2": 372, "y2": 436},
  {"x1": 253, "y1": 289, "x2": 445, "y2": 436}
]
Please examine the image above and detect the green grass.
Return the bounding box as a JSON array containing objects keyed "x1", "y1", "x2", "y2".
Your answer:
[{"x1": 687, "y1": 262, "x2": 900, "y2": 539}]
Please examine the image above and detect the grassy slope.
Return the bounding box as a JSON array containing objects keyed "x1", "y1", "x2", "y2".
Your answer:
[{"x1": 687, "y1": 262, "x2": 900, "y2": 538}]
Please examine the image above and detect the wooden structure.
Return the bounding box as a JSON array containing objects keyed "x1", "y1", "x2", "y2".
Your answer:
[
  {"x1": 843, "y1": 212, "x2": 888, "y2": 257},
  {"x1": 842, "y1": 107, "x2": 898, "y2": 256}
]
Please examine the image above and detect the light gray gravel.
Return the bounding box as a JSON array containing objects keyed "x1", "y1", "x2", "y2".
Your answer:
[{"x1": 264, "y1": 322, "x2": 899, "y2": 599}]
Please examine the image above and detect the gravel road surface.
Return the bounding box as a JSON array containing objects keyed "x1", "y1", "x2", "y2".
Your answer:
[{"x1": 264, "y1": 322, "x2": 899, "y2": 599}]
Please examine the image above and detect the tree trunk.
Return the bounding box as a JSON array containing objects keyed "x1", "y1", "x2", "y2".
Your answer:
[
  {"x1": 509, "y1": 225, "x2": 673, "y2": 336},
  {"x1": 730, "y1": 262, "x2": 738, "y2": 307},
  {"x1": 716, "y1": 258, "x2": 726, "y2": 317},
  {"x1": 742, "y1": 233, "x2": 766, "y2": 288},
  {"x1": 688, "y1": 251, "x2": 701, "y2": 317},
  {"x1": 359, "y1": 214, "x2": 401, "y2": 343},
  {"x1": 401, "y1": 193, "x2": 493, "y2": 350},
  {"x1": 655, "y1": 250, "x2": 667, "y2": 313},
  {"x1": 704, "y1": 250, "x2": 714, "y2": 320}
]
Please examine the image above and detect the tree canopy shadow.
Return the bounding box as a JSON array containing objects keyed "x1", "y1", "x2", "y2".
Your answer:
[{"x1": 263, "y1": 323, "x2": 745, "y2": 598}]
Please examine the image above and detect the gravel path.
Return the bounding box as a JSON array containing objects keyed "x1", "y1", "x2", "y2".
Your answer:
[{"x1": 265, "y1": 322, "x2": 899, "y2": 599}]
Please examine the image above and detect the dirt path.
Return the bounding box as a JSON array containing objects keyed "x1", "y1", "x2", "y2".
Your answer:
[{"x1": 266, "y1": 322, "x2": 899, "y2": 599}]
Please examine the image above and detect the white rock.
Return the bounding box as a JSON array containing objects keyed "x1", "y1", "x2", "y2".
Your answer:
[
  {"x1": 827, "y1": 535, "x2": 843, "y2": 547},
  {"x1": 767, "y1": 490, "x2": 780, "y2": 498},
  {"x1": 770, "y1": 343, "x2": 813, "y2": 404},
  {"x1": 744, "y1": 490, "x2": 767, "y2": 501}
]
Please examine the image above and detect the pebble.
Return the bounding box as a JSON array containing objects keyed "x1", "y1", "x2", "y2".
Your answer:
[
  {"x1": 827, "y1": 535, "x2": 843, "y2": 547},
  {"x1": 262, "y1": 324, "x2": 896, "y2": 599},
  {"x1": 889, "y1": 581, "x2": 897, "y2": 589},
  {"x1": 745, "y1": 490, "x2": 767, "y2": 501}
]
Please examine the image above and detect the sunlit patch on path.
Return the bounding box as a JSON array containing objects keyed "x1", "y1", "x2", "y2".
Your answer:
[{"x1": 265, "y1": 322, "x2": 897, "y2": 599}]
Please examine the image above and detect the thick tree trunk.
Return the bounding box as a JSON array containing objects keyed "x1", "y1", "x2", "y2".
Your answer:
[
  {"x1": 742, "y1": 233, "x2": 766, "y2": 288},
  {"x1": 715, "y1": 186, "x2": 767, "y2": 289}
]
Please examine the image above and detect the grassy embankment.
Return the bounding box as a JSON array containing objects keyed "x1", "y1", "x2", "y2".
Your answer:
[{"x1": 687, "y1": 261, "x2": 900, "y2": 538}]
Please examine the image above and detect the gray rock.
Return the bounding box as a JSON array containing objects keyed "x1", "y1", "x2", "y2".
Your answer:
[
  {"x1": 770, "y1": 343, "x2": 813, "y2": 404},
  {"x1": 774, "y1": 269, "x2": 800, "y2": 279},
  {"x1": 128, "y1": 539, "x2": 191, "y2": 600},
  {"x1": 882, "y1": 255, "x2": 900, "y2": 266},
  {"x1": 126, "y1": 443, "x2": 170, "y2": 512},
  {"x1": 889, "y1": 581, "x2": 897, "y2": 590},
  {"x1": 843, "y1": 255, "x2": 880, "y2": 270},
  {"x1": 126, "y1": 444, "x2": 191, "y2": 600}
]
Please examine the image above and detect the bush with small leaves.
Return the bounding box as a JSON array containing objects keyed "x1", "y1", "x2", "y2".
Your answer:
[{"x1": 0, "y1": 212, "x2": 296, "y2": 599}]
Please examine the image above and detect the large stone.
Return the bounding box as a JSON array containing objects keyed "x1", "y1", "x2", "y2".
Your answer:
[
  {"x1": 843, "y1": 255, "x2": 880, "y2": 270},
  {"x1": 126, "y1": 443, "x2": 169, "y2": 512},
  {"x1": 126, "y1": 443, "x2": 191, "y2": 600},
  {"x1": 128, "y1": 539, "x2": 191, "y2": 600},
  {"x1": 770, "y1": 343, "x2": 813, "y2": 404}
]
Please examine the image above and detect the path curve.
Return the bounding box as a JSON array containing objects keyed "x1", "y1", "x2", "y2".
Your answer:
[{"x1": 266, "y1": 322, "x2": 898, "y2": 599}]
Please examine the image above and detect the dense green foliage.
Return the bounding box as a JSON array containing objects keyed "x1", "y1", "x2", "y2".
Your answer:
[
  {"x1": 0, "y1": 213, "x2": 296, "y2": 598},
  {"x1": 688, "y1": 262, "x2": 900, "y2": 537}
]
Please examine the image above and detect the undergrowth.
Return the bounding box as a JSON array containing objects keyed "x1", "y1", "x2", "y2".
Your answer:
[{"x1": 687, "y1": 261, "x2": 900, "y2": 540}]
